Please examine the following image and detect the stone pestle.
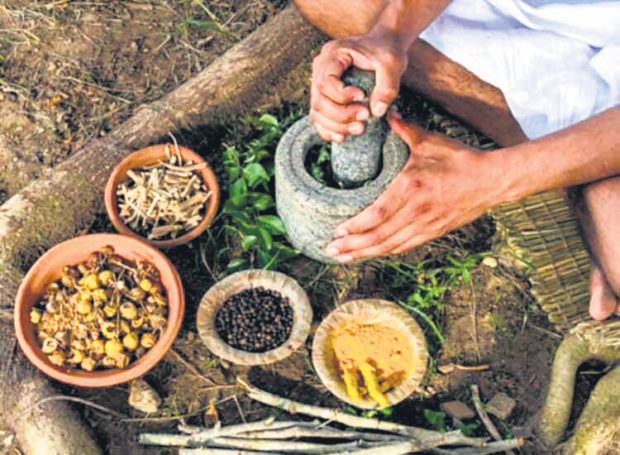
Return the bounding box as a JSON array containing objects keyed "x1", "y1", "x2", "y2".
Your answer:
[{"x1": 331, "y1": 68, "x2": 385, "y2": 187}]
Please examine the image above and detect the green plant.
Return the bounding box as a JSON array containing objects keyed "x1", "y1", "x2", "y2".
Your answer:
[
  {"x1": 221, "y1": 113, "x2": 299, "y2": 271},
  {"x1": 423, "y1": 409, "x2": 447, "y2": 432},
  {"x1": 443, "y1": 252, "x2": 488, "y2": 286},
  {"x1": 457, "y1": 422, "x2": 479, "y2": 436}
]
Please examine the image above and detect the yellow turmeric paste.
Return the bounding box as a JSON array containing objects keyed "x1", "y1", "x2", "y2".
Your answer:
[{"x1": 331, "y1": 322, "x2": 414, "y2": 406}]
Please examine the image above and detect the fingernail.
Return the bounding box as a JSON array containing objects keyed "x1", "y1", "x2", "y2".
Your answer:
[
  {"x1": 337, "y1": 255, "x2": 354, "y2": 264},
  {"x1": 334, "y1": 226, "x2": 348, "y2": 237},
  {"x1": 356, "y1": 110, "x2": 369, "y2": 121},
  {"x1": 325, "y1": 247, "x2": 339, "y2": 257},
  {"x1": 354, "y1": 91, "x2": 365, "y2": 102},
  {"x1": 373, "y1": 102, "x2": 388, "y2": 117},
  {"x1": 390, "y1": 109, "x2": 402, "y2": 120},
  {"x1": 332, "y1": 133, "x2": 345, "y2": 143},
  {"x1": 348, "y1": 123, "x2": 364, "y2": 135}
]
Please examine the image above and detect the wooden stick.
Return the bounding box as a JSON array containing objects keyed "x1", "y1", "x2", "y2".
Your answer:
[
  {"x1": 238, "y1": 378, "x2": 485, "y2": 446},
  {"x1": 140, "y1": 419, "x2": 301, "y2": 445},
  {"x1": 237, "y1": 426, "x2": 407, "y2": 442},
  {"x1": 433, "y1": 438, "x2": 523, "y2": 454},
  {"x1": 328, "y1": 432, "x2": 489, "y2": 455},
  {"x1": 470, "y1": 385, "x2": 503, "y2": 441},
  {"x1": 179, "y1": 450, "x2": 280, "y2": 455}
]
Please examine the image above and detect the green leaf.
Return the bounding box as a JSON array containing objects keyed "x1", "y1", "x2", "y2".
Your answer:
[
  {"x1": 230, "y1": 178, "x2": 247, "y2": 198},
  {"x1": 257, "y1": 227, "x2": 273, "y2": 251},
  {"x1": 248, "y1": 193, "x2": 275, "y2": 211},
  {"x1": 259, "y1": 113, "x2": 279, "y2": 127},
  {"x1": 423, "y1": 409, "x2": 446, "y2": 433},
  {"x1": 229, "y1": 194, "x2": 247, "y2": 209},
  {"x1": 226, "y1": 166, "x2": 240, "y2": 181},
  {"x1": 241, "y1": 235, "x2": 258, "y2": 252},
  {"x1": 226, "y1": 258, "x2": 248, "y2": 272},
  {"x1": 243, "y1": 162, "x2": 270, "y2": 188},
  {"x1": 457, "y1": 423, "x2": 478, "y2": 436},
  {"x1": 272, "y1": 242, "x2": 298, "y2": 260},
  {"x1": 462, "y1": 268, "x2": 471, "y2": 285},
  {"x1": 258, "y1": 215, "x2": 287, "y2": 235}
]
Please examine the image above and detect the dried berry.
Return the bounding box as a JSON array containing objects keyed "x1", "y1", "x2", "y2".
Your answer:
[
  {"x1": 31, "y1": 246, "x2": 168, "y2": 372},
  {"x1": 215, "y1": 287, "x2": 294, "y2": 353}
]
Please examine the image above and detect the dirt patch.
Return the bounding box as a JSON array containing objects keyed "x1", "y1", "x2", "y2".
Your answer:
[{"x1": 0, "y1": 0, "x2": 285, "y2": 204}]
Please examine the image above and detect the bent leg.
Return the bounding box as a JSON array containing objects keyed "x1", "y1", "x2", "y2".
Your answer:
[{"x1": 575, "y1": 177, "x2": 620, "y2": 319}]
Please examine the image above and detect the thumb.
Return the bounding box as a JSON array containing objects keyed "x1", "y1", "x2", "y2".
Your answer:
[
  {"x1": 369, "y1": 63, "x2": 401, "y2": 117},
  {"x1": 387, "y1": 111, "x2": 425, "y2": 149}
]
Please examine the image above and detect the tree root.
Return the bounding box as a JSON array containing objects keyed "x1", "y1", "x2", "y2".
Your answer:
[{"x1": 536, "y1": 319, "x2": 620, "y2": 450}]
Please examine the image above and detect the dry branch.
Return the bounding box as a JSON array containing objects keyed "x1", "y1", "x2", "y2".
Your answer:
[
  {"x1": 0, "y1": 5, "x2": 324, "y2": 455},
  {"x1": 238, "y1": 378, "x2": 485, "y2": 447}
]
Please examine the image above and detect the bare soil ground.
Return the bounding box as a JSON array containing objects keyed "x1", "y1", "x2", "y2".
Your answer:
[{"x1": 0, "y1": 2, "x2": 598, "y2": 454}]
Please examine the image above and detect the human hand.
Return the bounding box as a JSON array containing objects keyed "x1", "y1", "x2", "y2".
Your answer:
[
  {"x1": 325, "y1": 112, "x2": 509, "y2": 262},
  {"x1": 310, "y1": 32, "x2": 408, "y2": 142}
]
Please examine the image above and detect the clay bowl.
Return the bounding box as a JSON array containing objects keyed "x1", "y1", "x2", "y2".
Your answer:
[
  {"x1": 14, "y1": 233, "x2": 185, "y2": 387},
  {"x1": 104, "y1": 144, "x2": 220, "y2": 249},
  {"x1": 312, "y1": 299, "x2": 428, "y2": 409},
  {"x1": 197, "y1": 269, "x2": 312, "y2": 365}
]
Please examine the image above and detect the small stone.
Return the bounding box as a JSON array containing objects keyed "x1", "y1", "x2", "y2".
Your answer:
[
  {"x1": 438, "y1": 363, "x2": 456, "y2": 374},
  {"x1": 440, "y1": 401, "x2": 476, "y2": 420},
  {"x1": 0, "y1": 428, "x2": 14, "y2": 450},
  {"x1": 129, "y1": 378, "x2": 162, "y2": 413},
  {"x1": 486, "y1": 392, "x2": 516, "y2": 420},
  {"x1": 482, "y1": 257, "x2": 498, "y2": 268}
]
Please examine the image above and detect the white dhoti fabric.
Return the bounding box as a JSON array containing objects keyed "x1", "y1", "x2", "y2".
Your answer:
[{"x1": 420, "y1": 0, "x2": 620, "y2": 139}]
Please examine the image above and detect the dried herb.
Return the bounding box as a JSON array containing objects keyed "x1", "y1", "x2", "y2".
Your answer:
[{"x1": 117, "y1": 145, "x2": 211, "y2": 240}]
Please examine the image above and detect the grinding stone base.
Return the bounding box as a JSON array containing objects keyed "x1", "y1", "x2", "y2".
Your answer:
[{"x1": 275, "y1": 116, "x2": 409, "y2": 263}]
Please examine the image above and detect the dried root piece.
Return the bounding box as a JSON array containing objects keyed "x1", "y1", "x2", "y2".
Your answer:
[
  {"x1": 536, "y1": 319, "x2": 620, "y2": 449},
  {"x1": 116, "y1": 146, "x2": 210, "y2": 240},
  {"x1": 562, "y1": 366, "x2": 620, "y2": 454}
]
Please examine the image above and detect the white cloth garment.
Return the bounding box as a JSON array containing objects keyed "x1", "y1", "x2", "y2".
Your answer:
[{"x1": 420, "y1": 0, "x2": 620, "y2": 139}]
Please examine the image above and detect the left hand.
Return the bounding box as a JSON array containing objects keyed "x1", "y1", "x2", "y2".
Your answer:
[{"x1": 325, "y1": 112, "x2": 510, "y2": 262}]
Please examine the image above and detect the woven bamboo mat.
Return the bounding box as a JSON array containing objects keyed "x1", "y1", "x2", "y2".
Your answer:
[{"x1": 492, "y1": 190, "x2": 592, "y2": 333}]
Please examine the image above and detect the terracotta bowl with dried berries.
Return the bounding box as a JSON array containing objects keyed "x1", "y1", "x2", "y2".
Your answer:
[
  {"x1": 104, "y1": 143, "x2": 220, "y2": 249},
  {"x1": 14, "y1": 233, "x2": 185, "y2": 387}
]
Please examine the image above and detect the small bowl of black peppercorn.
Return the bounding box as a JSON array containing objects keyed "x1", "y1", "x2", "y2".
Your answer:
[{"x1": 196, "y1": 269, "x2": 312, "y2": 365}]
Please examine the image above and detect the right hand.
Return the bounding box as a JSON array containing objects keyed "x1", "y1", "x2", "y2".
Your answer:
[{"x1": 310, "y1": 33, "x2": 409, "y2": 142}]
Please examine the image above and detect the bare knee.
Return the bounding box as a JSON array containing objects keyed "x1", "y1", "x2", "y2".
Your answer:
[
  {"x1": 582, "y1": 176, "x2": 620, "y2": 295},
  {"x1": 293, "y1": 0, "x2": 387, "y2": 38}
]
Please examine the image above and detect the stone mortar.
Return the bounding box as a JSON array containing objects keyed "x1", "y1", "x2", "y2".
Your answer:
[
  {"x1": 331, "y1": 68, "x2": 384, "y2": 187},
  {"x1": 275, "y1": 116, "x2": 409, "y2": 263}
]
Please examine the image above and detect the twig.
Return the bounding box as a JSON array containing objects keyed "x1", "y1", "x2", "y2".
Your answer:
[
  {"x1": 179, "y1": 450, "x2": 280, "y2": 455},
  {"x1": 232, "y1": 393, "x2": 247, "y2": 423},
  {"x1": 185, "y1": 437, "x2": 373, "y2": 453},
  {"x1": 470, "y1": 385, "x2": 515, "y2": 455},
  {"x1": 469, "y1": 280, "x2": 481, "y2": 362},
  {"x1": 140, "y1": 419, "x2": 300, "y2": 446},
  {"x1": 15, "y1": 395, "x2": 127, "y2": 420},
  {"x1": 328, "y1": 433, "x2": 488, "y2": 455},
  {"x1": 169, "y1": 348, "x2": 217, "y2": 386},
  {"x1": 238, "y1": 378, "x2": 485, "y2": 446},
  {"x1": 433, "y1": 438, "x2": 523, "y2": 454},
  {"x1": 237, "y1": 426, "x2": 407, "y2": 442}
]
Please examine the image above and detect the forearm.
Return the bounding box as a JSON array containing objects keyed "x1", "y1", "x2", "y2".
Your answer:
[
  {"x1": 369, "y1": 0, "x2": 452, "y2": 49},
  {"x1": 498, "y1": 108, "x2": 620, "y2": 202}
]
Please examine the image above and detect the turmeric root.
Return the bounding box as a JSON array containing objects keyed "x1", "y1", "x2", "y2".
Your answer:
[{"x1": 359, "y1": 363, "x2": 389, "y2": 407}]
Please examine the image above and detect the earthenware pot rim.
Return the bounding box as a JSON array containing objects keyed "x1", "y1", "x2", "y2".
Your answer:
[
  {"x1": 14, "y1": 233, "x2": 185, "y2": 387},
  {"x1": 104, "y1": 143, "x2": 220, "y2": 249}
]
